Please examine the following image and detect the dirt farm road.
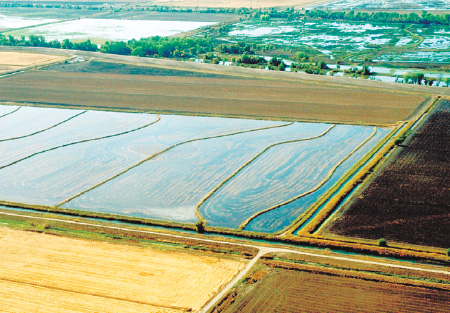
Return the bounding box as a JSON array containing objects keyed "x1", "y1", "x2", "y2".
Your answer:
[{"x1": 1, "y1": 211, "x2": 449, "y2": 313}]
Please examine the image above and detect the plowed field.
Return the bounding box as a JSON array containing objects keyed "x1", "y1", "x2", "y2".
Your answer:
[
  {"x1": 0, "y1": 70, "x2": 426, "y2": 124},
  {"x1": 215, "y1": 266, "x2": 450, "y2": 313},
  {"x1": 0, "y1": 228, "x2": 245, "y2": 312},
  {"x1": 325, "y1": 99, "x2": 450, "y2": 248}
]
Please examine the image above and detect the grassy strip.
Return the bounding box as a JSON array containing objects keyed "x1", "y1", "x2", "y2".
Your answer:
[
  {"x1": 0, "y1": 114, "x2": 161, "y2": 171},
  {"x1": 239, "y1": 126, "x2": 376, "y2": 230},
  {"x1": 1, "y1": 200, "x2": 448, "y2": 263},
  {"x1": 0, "y1": 212, "x2": 252, "y2": 259},
  {"x1": 0, "y1": 110, "x2": 86, "y2": 143},
  {"x1": 195, "y1": 124, "x2": 335, "y2": 224},
  {"x1": 58, "y1": 121, "x2": 292, "y2": 207}
]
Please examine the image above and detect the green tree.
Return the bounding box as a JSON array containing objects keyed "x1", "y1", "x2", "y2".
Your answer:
[
  {"x1": 101, "y1": 41, "x2": 131, "y2": 55},
  {"x1": 196, "y1": 221, "x2": 205, "y2": 234},
  {"x1": 377, "y1": 238, "x2": 387, "y2": 247}
]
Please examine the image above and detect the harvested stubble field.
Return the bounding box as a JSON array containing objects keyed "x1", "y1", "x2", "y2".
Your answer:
[
  {"x1": 0, "y1": 69, "x2": 427, "y2": 125},
  {"x1": 213, "y1": 257, "x2": 450, "y2": 313},
  {"x1": 0, "y1": 51, "x2": 65, "y2": 74},
  {"x1": 0, "y1": 227, "x2": 246, "y2": 313},
  {"x1": 324, "y1": 99, "x2": 450, "y2": 248}
]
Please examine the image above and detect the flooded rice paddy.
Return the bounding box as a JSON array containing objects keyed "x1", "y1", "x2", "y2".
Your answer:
[
  {"x1": 312, "y1": 0, "x2": 450, "y2": 11},
  {"x1": 4, "y1": 18, "x2": 215, "y2": 42},
  {"x1": 0, "y1": 105, "x2": 391, "y2": 232}
]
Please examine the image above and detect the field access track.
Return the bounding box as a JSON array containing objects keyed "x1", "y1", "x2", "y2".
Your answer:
[
  {"x1": 0, "y1": 70, "x2": 427, "y2": 125},
  {"x1": 325, "y1": 99, "x2": 450, "y2": 248}
]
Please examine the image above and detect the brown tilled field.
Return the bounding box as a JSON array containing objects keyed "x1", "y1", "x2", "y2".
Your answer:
[
  {"x1": 214, "y1": 262, "x2": 450, "y2": 313},
  {"x1": 324, "y1": 99, "x2": 450, "y2": 248},
  {"x1": 0, "y1": 70, "x2": 426, "y2": 124},
  {"x1": 0, "y1": 227, "x2": 245, "y2": 312},
  {"x1": 0, "y1": 52, "x2": 65, "y2": 74}
]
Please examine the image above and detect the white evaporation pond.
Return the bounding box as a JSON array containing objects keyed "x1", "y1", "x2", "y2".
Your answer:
[
  {"x1": 419, "y1": 36, "x2": 450, "y2": 50},
  {"x1": 229, "y1": 26, "x2": 297, "y2": 37},
  {"x1": 395, "y1": 37, "x2": 413, "y2": 46},
  {"x1": 325, "y1": 22, "x2": 392, "y2": 33},
  {"x1": 15, "y1": 19, "x2": 216, "y2": 42},
  {"x1": 0, "y1": 14, "x2": 58, "y2": 29}
]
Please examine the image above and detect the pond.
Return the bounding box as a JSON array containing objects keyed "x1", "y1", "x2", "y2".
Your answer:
[{"x1": 4, "y1": 18, "x2": 216, "y2": 42}]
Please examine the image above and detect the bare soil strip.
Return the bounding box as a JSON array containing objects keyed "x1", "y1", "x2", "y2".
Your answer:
[{"x1": 0, "y1": 70, "x2": 427, "y2": 125}]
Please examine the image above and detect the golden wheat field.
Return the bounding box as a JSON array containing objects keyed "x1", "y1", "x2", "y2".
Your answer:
[
  {"x1": 0, "y1": 52, "x2": 65, "y2": 74},
  {"x1": 0, "y1": 227, "x2": 245, "y2": 312}
]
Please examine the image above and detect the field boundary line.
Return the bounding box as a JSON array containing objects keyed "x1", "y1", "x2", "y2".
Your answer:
[
  {"x1": 0, "y1": 110, "x2": 87, "y2": 143},
  {"x1": 0, "y1": 210, "x2": 449, "y2": 277},
  {"x1": 281, "y1": 122, "x2": 403, "y2": 237},
  {"x1": 0, "y1": 276, "x2": 189, "y2": 311},
  {"x1": 0, "y1": 106, "x2": 21, "y2": 119},
  {"x1": 200, "y1": 250, "x2": 266, "y2": 313},
  {"x1": 238, "y1": 126, "x2": 377, "y2": 230},
  {"x1": 195, "y1": 124, "x2": 336, "y2": 224},
  {"x1": 0, "y1": 114, "x2": 161, "y2": 171},
  {"x1": 57, "y1": 122, "x2": 293, "y2": 207}
]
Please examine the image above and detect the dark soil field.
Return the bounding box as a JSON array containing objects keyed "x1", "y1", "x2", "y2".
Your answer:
[
  {"x1": 324, "y1": 100, "x2": 450, "y2": 248},
  {"x1": 0, "y1": 69, "x2": 426, "y2": 124},
  {"x1": 44, "y1": 60, "x2": 239, "y2": 78},
  {"x1": 214, "y1": 262, "x2": 450, "y2": 313}
]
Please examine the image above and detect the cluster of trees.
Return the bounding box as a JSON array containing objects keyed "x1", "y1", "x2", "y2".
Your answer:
[
  {"x1": 292, "y1": 60, "x2": 328, "y2": 74},
  {"x1": 235, "y1": 55, "x2": 286, "y2": 70},
  {"x1": 0, "y1": 34, "x2": 98, "y2": 51},
  {"x1": 344, "y1": 65, "x2": 372, "y2": 76},
  {"x1": 252, "y1": 8, "x2": 301, "y2": 21},
  {"x1": 215, "y1": 42, "x2": 256, "y2": 54},
  {"x1": 402, "y1": 73, "x2": 450, "y2": 86},
  {"x1": 101, "y1": 37, "x2": 259, "y2": 59},
  {"x1": 102, "y1": 37, "x2": 213, "y2": 58},
  {"x1": 306, "y1": 10, "x2": 450, "y2": 25}
]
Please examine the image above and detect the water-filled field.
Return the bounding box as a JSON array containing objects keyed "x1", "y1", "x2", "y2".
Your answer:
[
  {"x1": 4, "y1": 18, "x2": 215, "y2": 42},
  {"x1": 0, "y1": 105, "x2": 391, "y2": 233},
  {"x1": 224, "y1": 19, "x2": 450, "y2": 64}
]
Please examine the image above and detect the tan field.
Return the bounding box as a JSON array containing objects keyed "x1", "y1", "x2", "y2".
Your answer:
[
  {"x1": 151, "y1": 0, "x2": 330, "y2": 8},
  {"x1": 0, "y1": 52, "x2": 66, "y2": 74},
  {"x1": 0, "y1": 227, "x2": 246, "y2": 312},
  {"x1": 0, "y1": 70, "x2": 427, "y2": 125}
]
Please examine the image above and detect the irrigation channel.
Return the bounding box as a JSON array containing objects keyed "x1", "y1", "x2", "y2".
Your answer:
[{"x1": 0, "y1": 210, "x2": 448, "y2": 313}]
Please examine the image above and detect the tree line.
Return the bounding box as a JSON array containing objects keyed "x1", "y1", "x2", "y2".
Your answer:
[
  {"x1": 306, "y1": 10, "x2": 450, "y2": 25},
  {"x1": 0, "y1": 34, "x2": 98, "y2": 51}
]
